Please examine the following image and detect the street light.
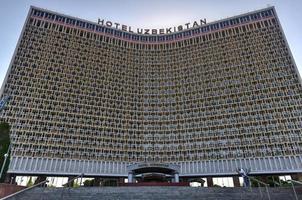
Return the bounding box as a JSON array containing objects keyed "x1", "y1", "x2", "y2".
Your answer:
[{"x1": 0, "y1": 151, "x2": 9, "y2": 181}]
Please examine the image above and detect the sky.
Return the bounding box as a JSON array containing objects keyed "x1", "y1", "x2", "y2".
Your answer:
[{"x1": 0, "y1": 0, "x2": 301, "y2": 88}]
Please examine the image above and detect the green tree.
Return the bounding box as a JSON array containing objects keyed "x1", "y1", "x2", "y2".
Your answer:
[
  {"x1": 26, "y1": 177, "x2": 34, "y2": 187},
  {"x1": 73, "y1": 181, "x2": 80, "y2": 188},
  {"x1": 0, "y1": 122, "x2": 10, "y2": 182},
  {"x1": 83, "y1": 179, "x2": 94, "y2": 187},
  {"x1": 267, "y1": 175, "x2": 280, "y2": 187}
]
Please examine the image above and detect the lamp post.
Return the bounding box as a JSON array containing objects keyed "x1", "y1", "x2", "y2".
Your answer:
[{"x1": 0, "y1": 151, "x2": 9, "y2": 181}]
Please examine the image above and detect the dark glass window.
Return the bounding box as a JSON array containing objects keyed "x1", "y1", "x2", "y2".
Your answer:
[
  {"x1": 105, "y1": 28, "x2": 113, "y2": 35},
  {"x1": 149, "y1": 36, "x2": 157, "y2": 42},
  {"x1": 33, "y1": 10, "x2": 44, "y2": 17},
  {"x1": 123, "y1": 33, "x2": 131, "y2": 39},
  {"x1": 76, "y1": 21, "x2": 86, "y2": 28},
  {"x1": 175, "y1": 33, "x2": 183, "y2": 39},
  {"x1": 230, "y1": 18, "x2": 240, "y2": 25},
  {"x1": 55, "y1": 15, "x2": 65, "y2": 23},
  {"x1": 86, "y1": 23, "x2": 95, "y2": 30},
  {"x1": 210, "y1": 23, "x2": 219, "y2": 30},
  {"x1": 261, "y1": 9, "x2": 274, "y2": 17},
  {"x1": 44, "y1": 13, "x2": 55, "y2": 20},
  {"x1": 166, "y1": 35, "x2": 174, "y2": 41},
  {"x1": 183, "y1": 31, "x2": 192, "y2": 37},
  {"x1": 96, "y1": 26, "x2": 104, "y2": 33},
  {"x1": 220, "y1": 20, "x2": 229, "y2": 28},
  {"x1": 132, "y1": 35, "x2": 140, "y2": 41},
  {"x1": 192, "y1": 28, "x2": 200, "y2": 35},
  {"x1": 158, "y1": 36, "x2": 165, "y2": 41},
  {"x1": 201, "y1": 26, "x2": 210, "y2": 32},
  {"x1": 66, "y1": 18, "x2": 76, "y2": 25},
  {"x1": 240, "y1": 16, "x2": 250, "y2": 23},
  {"x1": 251, "y1": 13, "x2": 261, "y2": 21},
  {"x1": 114, "y1": 31, "x2": 123, "y2": 37},
  {"x1": 141, "y1": 36, "x2": 148, "y2": 42}
]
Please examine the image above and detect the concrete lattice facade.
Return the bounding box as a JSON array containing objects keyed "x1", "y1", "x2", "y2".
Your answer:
[{"x1": 0, "y1": 6, "x2": 302, "y2": 177}]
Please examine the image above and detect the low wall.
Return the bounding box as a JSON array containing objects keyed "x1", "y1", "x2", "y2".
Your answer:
[
  {"x1": 0, "y1": 183, "x2": 26, "y2": 198},
  {"x1": 119, "y1": 182, "x2": 190, "y2": 187}
]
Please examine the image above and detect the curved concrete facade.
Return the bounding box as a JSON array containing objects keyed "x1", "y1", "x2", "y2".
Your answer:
[{"x1": 1, "y1": 6, "x2": 302, "y2": 177}]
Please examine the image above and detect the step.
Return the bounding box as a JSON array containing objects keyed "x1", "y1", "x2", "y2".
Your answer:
[{"x1": 6, "y1": 186, "x2": 301, "y2": 200}]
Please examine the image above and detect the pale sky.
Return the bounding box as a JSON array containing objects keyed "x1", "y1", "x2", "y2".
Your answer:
[{"x1": 0, "y1": 0, "x2": 301, "y2": 88}]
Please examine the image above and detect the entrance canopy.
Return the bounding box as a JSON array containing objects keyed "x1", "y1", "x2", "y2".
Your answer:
[
  {"x1": 127, "y1": 163, "x2": 180, "y2": 183},
  {"x1": 128, "y1": 163, "x2": 180, "y2": 175},
  {"x1": 133, "y1": 167, "x2": 174, "y2": 175}
]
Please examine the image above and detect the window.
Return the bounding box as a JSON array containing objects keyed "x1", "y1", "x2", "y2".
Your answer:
[
  {"x1": 55, "y1": 15, "x2": 65, "y2": 23},
  {"x1": 251, "y1": 13, "x2": 261, "y2": 21},
  {"x1": 210, "y1": 23, "x2": 219, "y2": 30},
  {"x1": 66, "y1": 18, "x2": 76, "y2": 25},
  {"x1": 44, "y1": 13, "x2": 55, "y2": 20},
  {"x1": 220, "y1": 20, "x2": 229, "y2": 28},
  {"x1": 230, "y1": 18, "x2": 240, "y2": 25},
  {"x1": 239, "y1": 16, "x2": 250, "y2": 23},
  {"x1": 76, "y1": 21, "x2": 86, "y2": 28}
]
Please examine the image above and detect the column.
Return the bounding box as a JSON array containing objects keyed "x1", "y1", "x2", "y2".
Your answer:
[
  {"x1": 174, "y1": 173, "x2": 179, "y2": 183},
  {"x1": 232, "y1": 176, "x2": 240, "y2": 187},
  {"x1": 128, "y1": 172, "x2": 133, "y2": 183},
  {"x1": 207, "y1": 177, "x2": 213, "y2": 187}
]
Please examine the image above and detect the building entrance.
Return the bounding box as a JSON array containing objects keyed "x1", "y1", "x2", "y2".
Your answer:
[{"x1": 127, "y1": 163, "x2": 180, "y2": 183}]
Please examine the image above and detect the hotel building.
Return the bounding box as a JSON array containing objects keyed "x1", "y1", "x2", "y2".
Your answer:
[{"x1": 0, "y1": 6, "x2": 301, "y2": 183}]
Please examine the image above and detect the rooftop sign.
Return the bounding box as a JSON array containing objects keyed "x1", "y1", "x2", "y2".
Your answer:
[
  {"x1": 29, "y1": 6, "x2": 275, "y2": 42},
  {"x1": 97, "y1": 19, "x2": 207, "y2": 35}
]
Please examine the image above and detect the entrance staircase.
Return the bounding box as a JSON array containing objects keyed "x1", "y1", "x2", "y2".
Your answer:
[{"x1": 5, "y1": 186, "x2": 301, "y2": 200}]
